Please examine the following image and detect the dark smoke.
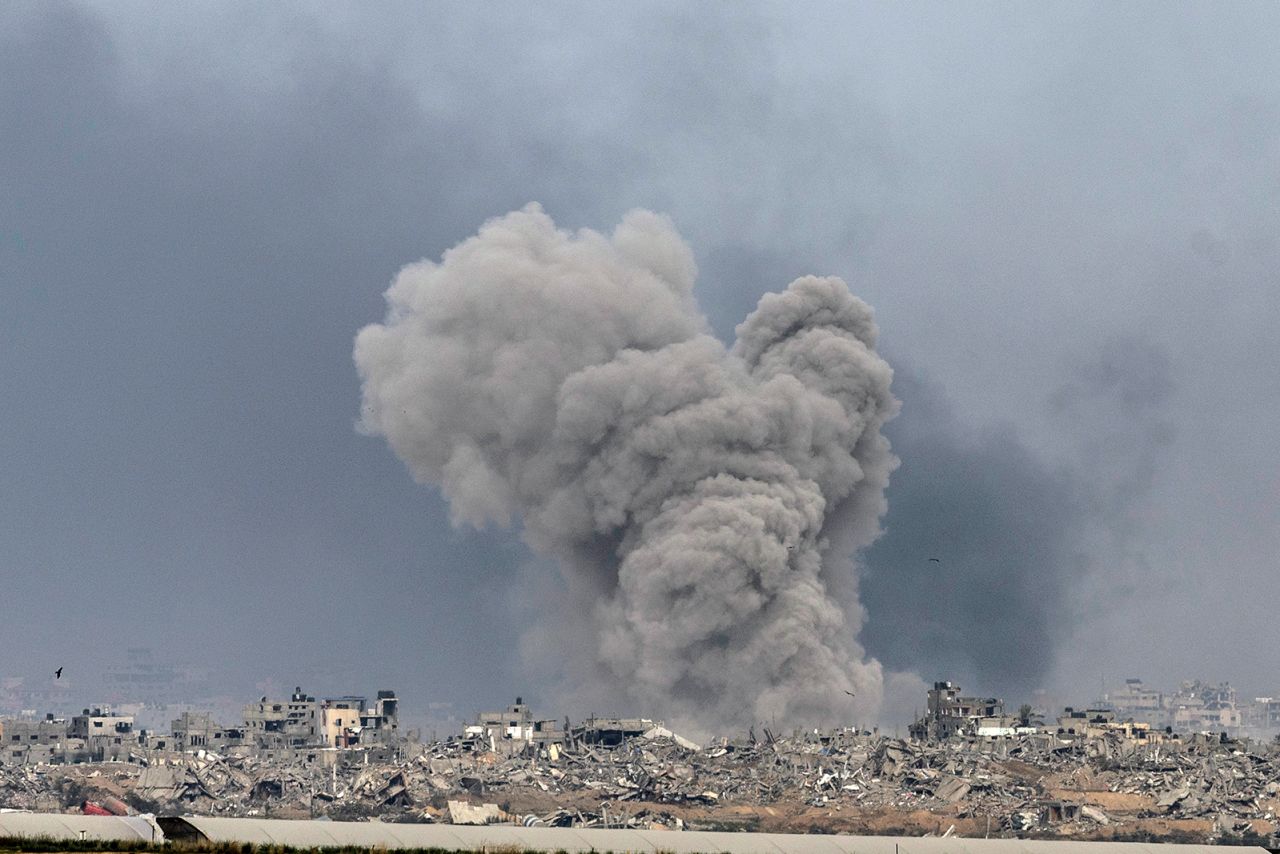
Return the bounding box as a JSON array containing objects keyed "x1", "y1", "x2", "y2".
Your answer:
[
  {"x1": 861, "y1": 338, "x2": 1176, "y2": 700},
  {"x1": 860, "y1": 368, "x2": 1085, "y2": 697}
]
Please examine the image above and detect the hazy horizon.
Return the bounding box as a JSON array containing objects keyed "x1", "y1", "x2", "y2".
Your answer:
[{"x1": 3, "y1": 1, "x2": 1278, "y2": 732}]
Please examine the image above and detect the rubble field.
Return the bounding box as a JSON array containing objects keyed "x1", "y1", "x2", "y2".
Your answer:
[{"x1": 4, "y1": 729, "x2": 1279, "y2": 844}]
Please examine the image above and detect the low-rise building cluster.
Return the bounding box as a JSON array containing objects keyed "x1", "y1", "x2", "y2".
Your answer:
[
  {"x1": 1107, "y1": 678, "x2": 1280, "y2": 738},
  {"x1": 4, "y1": 673, "x2": 1278, "y2": 771},
  {"x1": 0, "y1": 687, "x2": 400, "y2": 766},
  {"x1": 908, "y1": 678, "x2": 1280, "y2": 745}
]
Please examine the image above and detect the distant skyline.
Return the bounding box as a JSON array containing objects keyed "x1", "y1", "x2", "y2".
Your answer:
[
  {"x1": 2, "y1": 1, "x2": 1278, "y2": 728},
  {"x1": 1, "y1": 650, "x2": 1273, "y2": 740}
]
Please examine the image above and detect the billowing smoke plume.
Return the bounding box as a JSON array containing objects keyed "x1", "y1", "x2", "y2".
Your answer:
[{"x1": 354, "y1": 205, "x2": 899, "y2": 729}]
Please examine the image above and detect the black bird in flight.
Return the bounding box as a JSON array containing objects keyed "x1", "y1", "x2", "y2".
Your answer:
[
  {"x1": 844, "y1": 689, "x2": 856, "y2": 698},
  {"x1": 54, "y1": 667, "x2": 62, "y2": 679},
  {"x1": 927, "y1": 558, "x2": 941, "y2": 563}
]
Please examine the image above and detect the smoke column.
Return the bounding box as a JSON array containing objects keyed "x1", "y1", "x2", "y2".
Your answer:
[{"x1": 354, "y1": 204, "x2": 899, "y2": 729}]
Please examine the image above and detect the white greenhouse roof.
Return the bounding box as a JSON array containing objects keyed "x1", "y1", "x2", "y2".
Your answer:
[
  {"x1": 0, "y1": 811, "x2": 162, "y2": 842},
  {"x1": 162, "y1": 816, "x2": 1268, "y2": 854}
]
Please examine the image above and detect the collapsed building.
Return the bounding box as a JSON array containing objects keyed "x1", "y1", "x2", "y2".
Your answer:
[
  {"x1": 460, "y1": 698, "x2": 673, "y2": 757},
  {"x1": 465, "y1": 697, "x2": 564, "y2": 750},
  {"x1": 1053, "y1": 708, "x2": 1179, "y2": 744}
]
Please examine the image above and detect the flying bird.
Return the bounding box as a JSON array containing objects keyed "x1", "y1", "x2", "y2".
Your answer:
[
  {"x1": 927, "y1": 558, "x2": 941, "y2": 563},
  {"x1": 844, "y1": 689, "x2": 856, "y2": 698},
  {"x1": 54, "y1": 667, "x2": 62, "y2": 679}
]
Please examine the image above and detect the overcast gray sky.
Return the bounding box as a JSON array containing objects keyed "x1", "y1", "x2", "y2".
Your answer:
[{"x1": 2, "y1": 0, "x2": 1277, "y2": 728}]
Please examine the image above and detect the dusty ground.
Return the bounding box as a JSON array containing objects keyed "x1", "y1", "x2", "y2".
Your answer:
[
  {"x1": 17, "y1": 763, "x2": 1277, "y2": 845},
  {"x1": 487, "y1": 779, "x2": 1271, "y2": 842}
]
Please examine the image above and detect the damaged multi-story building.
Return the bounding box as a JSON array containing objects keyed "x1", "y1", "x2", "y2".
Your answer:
[
  {"x1": 1, "y1": 714, "x2": 70, "y2": 764},
  {"x1": 1107, "y1": 677, "x2": 1167, "y2": 728},
  {"x1": 241, "y1": 687, "x2": 401, "y2": 751},
  {"x1": 1245, "y1": 696, "x2": 1280, "y2": 732},
  {"x1": 243, "y1": 687, "x2": 321, "y2": 748},
  {"x1": 908, "y1": 681, "x2": 1009, "y2": 740},
  {"x1": 170, "y1": 711, "x2": 244, "y2": 752},
  {"x1": 320, "y1": 691, "x2": 399, "y2": 748},
  {"x1": 69, "y1": 707, "x2": 137, "y2": 762},
  {"x1": 1170, "y1": 680, "x2": 1244, "y2": 733}
]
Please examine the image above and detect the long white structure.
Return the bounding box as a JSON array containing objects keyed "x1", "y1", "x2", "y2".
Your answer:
[
  {"x1": 160, "y1": 816, "x2": 1269, "y2": 854},
  {"x1": 0, "y1": 811, "x2": 163, "y2": 842}
]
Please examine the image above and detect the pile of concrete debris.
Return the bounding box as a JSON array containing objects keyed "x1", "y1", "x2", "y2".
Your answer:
[
  {"x1": 3, "y1": 728, "x2": 1278, "y2": 839},
  {"x1": 1111, "y1": 743, "x2": 1280, "y2": 822}
]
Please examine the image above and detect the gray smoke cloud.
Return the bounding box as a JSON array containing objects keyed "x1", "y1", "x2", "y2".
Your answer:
[
  {"x1": 1051, "y1": 335, "x2": 1176, "y2": 522},
  {"x1": 1048, "y1": 335, "x2": 1178, "y2": 654},
  {"x1": 354, "y1": 204, "x2": 899, "y2": 729}
]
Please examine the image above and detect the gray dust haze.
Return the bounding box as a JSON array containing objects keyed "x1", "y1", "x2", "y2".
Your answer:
[
  {"x1": 355, "y1": 206, "x2": 898, "y2": 729},
  {"x1": 2, "y1": 1, "x2": 1278, "y2": 726}
]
